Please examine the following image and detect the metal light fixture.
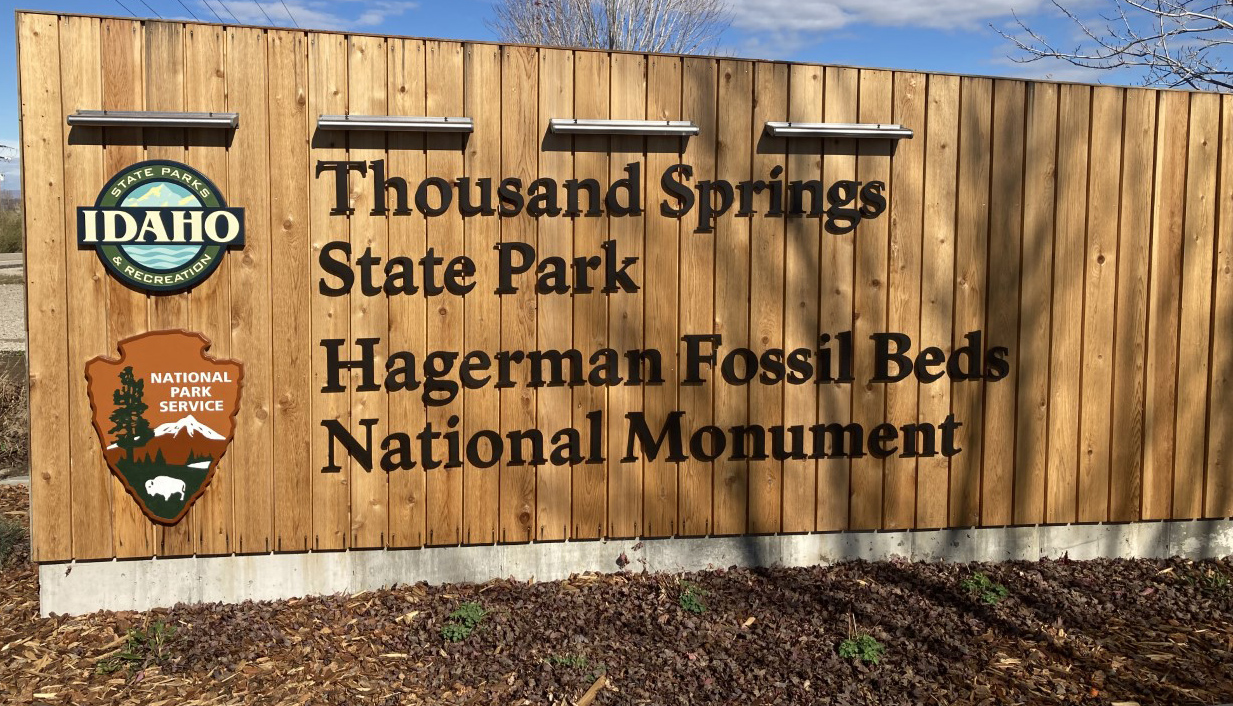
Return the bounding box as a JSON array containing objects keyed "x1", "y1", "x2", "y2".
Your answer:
[
  {"x1": 764, "y1": 122, "x2": 913, "y2": 139},
  {"x1": 317, "y1": 115, "x2": 474, "y2": 132},
  {"x1": 67, "y1": 110, "x2": 239, "y2": 129},
  {"x1": 549, "y1": 118, "x2": 699, "y2": 136}
]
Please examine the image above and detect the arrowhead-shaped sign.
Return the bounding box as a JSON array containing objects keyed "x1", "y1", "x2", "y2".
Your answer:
[{"x1": 85, "y1": 330, "x2": 243, "y2": 525}]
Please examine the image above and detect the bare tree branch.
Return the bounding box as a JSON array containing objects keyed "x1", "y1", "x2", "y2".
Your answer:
[
  {"x1": 994, "y1": 0, "x2": 1233, "y2": 91},
  {"x1": 487, "y1": 0, "x2": 731, "y2": 54}
]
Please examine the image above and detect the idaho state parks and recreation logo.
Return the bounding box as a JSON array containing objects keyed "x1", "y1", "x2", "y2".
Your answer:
[
  {"x1": 77, "y1": 160, "x2": 244, "y2": 293},
  {"x1": 85, "y1": 331, "x2": 243, "y2": 524}
]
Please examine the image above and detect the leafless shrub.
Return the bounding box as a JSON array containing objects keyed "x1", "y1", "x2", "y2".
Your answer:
[{"x1": 488, "y1": 0, "x2": 731, "y2": 54}]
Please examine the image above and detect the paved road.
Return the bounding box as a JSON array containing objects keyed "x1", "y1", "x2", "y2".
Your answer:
[
  {"x1": 0, "y1": 284, "x2": 23, "y2": 353},
  {"x1": 0, "y1": 253, "x2": 24, "y2": 354}
]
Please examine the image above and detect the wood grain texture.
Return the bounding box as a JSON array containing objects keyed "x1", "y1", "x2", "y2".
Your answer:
[
  {"x1": 916, "y1": 74, "x2": 958, "y2": 530},
  {"x1": 461, "y1": 42, "x2": 500, "y2": 545},
  {"x1": 748, "y1": 61, "x2": 786, "y2": 535},
  {"x1": 677, "y1": 57, "x2": 717, "y2": 536},
  {"x1": 1174, "y1": 91, "x2": 1219, "y2": 520},
  {"x1": 981, "y1": 80, "x2": 1024, "y2": 528},
  {"x1": 20, "y1": 13, "x2": 71, "y2": 562},
  {"x1": 269, "y1": 29, "x2": 313, "y2": 552},
  {"x1": 850, "y1": 69, "x2": 893, "y2": 531},
  {"x1": 60, "y1": 15, "x2": 112, "y2": 561},
  {"x1": 1110, "y1": 89, "x2": 1155, "y2": 523},
  {"x1": 1077, "y1": 86, "x2": 1122, "y2": 524},
  {"x1": 1047, "y1": 84, "x2": 1090, "y2": 525},
  {"x1": 951, "y1": 76, "x2": 991, "y2": 529},
  {"x1": 642, "y1": 55, "x2": 681, "y2": 538},
  {"x1": 711, "y1": 60, "x2": 752, "y2": 536},
  {"x1": 1143, "y1": 91, "x2": 1188, "y2": 521},
  {"x1": 883, "y1": 71, "x2": 925, "y2": 531},
  {"x1": 782, "y1": 63, "x2": 821, "y2": 534},
  {"x1": 1208, "y1": 94, "x2": 1233, "y2": 519},
  {"x1": 1013, "y1": 82, "x2": 1057, "y2": 526},
  {"x1": 309, "y1": 30, "x2": 350, "y2": 551},
  {"x1": 817, "y1": 66, "x2": 858, "y2": 532},
  {"x1": 386, "y1": 37, "x2": 428, "y2": 548}
]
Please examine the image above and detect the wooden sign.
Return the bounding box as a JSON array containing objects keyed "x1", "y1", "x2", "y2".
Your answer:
[{"x1": 85, "y1": 331, "x2": 243, "y2": 525}]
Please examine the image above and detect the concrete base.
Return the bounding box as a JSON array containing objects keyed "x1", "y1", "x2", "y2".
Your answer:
[{"x1": 39, "y1": 519, "x2": 1233, "y2": 616}]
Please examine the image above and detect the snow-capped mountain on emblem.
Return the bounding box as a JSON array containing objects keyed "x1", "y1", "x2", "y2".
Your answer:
[{"x1": 153, "y1": 415, "x2": 225, "y2": 441}]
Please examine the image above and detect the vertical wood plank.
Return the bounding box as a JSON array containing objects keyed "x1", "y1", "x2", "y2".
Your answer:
[
  {"x1": 20, "y1": 12, "x2": 71, "y2": 562},
  {"x1": 387, "y1": 38, "x2": 428, "y2": 547},
  {"x1": 1174, "y1": 91, "x2": 1219, "y2": 520},
  {"x1": 981, "y1": 80, "x2": 1024, "y2": 527},
  {"x1": 226, "y1": 26, "x2": 273, "y2": 553},
  {"x1": 606, "y1": 52, "x2": 645, "y2": 538},
  {"x1": 570, "y1": 51, "x2": 609, "y2": 540},
  {"x1": 1110, "y1": 89, "x2": 1155, "y2": 523},
  {"x1": 816, "y1": 66, "x2": 858, "y2": 531},
  {"x1": 143, "y1": 20, "x2": 192, "y2": 556},
  {"x1": 850, "y1": 69, "x2": 892, "y2": 531},
  {"x1": 461, "y1": 42, "x2": 499, "y2": 545},
  {"x1": 884, "y1": 71, "x2": 925, "y2": 530},
  {"x1": 782, "y1": 63, "x2": 821, "y2": 534},
  {"x1": 61, "y1": 15, "x2": 113, "y2": 560},
  {"x1": 269, "y1": 29, "x2": 312, "y2": 551},
  {"x1": 916, "y1": 74, "x2": 958, "y2": 529},
  {"x1": 424, "y1": 40, "x2": 465, "y2": 545},
  {"x1": 748, "y1": 61, "x2": 786, "y2": 535},
  {"x1": 102, "y1": 18, "x2": 154, "y2": 558},
  {"x1": 1047, "y1": 84, "x2": 1090, "y2": 525},
  {"x1": 345, "y1": 34, "x2": 389, "y2": 549},
  {"x1": 1078, "y1": 86, "x2": 1123, "y2": 523},
  {"x1": 309, "y1": 30, "x2": 350, "y2": 551},
  {"x1": 499, "y1": 45, "x2": 539, "y2": 542},
  {"x1": 642, "y1": 55, "x2": 681, "y2": 538},
  {"x1": 711, "y1": 60, "x2": 752, "y2": 535},
  {"x1": 536, "y1": 47, "x2": 575, "y2": 541},
  {"x1": 1208, "y1": 94, "x2": 1233, "y2": 519},
  {"x1": 1143, "y1": 91, "x2": 1187, "y2": 520},
  {"x1": 1014, "y1": 81, "x2": 1057, "y2": 526},
  {"x1": 951, "y1": 76, "x2": 991, "y2": 528},
  {"x1": 677, "y1": 57, "x2": 717, "y2": 537},
  {"x1": 185, "y1": 22, "x2": 232, "y2": 556}
]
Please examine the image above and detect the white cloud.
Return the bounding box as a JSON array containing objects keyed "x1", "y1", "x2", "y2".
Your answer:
[
  {"x1": 203, "y1": 0, "x2": 417, "y2": 30},
  {"x1": 727, "y1": 0, "x2": 1063, "y2": 34}
]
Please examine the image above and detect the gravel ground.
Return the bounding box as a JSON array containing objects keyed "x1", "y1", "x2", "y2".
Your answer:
[
  {"x1": 3, "y1": 482, "x2": 1233, "y2": 705},
  {"x1": 0, "y1": 283, "x2": 24, "y2": 353}
]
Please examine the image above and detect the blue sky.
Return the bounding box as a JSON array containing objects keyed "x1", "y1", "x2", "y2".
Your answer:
[{"x1": 0, "y1": 0, "x2": 1124, "y2": 191}]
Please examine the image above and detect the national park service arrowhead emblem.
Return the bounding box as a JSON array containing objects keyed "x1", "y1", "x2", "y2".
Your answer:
[{"x1": 85, "y1": 330, "x2": 243, "y2": 525}]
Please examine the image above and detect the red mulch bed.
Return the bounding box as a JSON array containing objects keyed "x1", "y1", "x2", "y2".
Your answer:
[{"x1": 3, "y1": 484, "x2": 1232, "y2": 705}]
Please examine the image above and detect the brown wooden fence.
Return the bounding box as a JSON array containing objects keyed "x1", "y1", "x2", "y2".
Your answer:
[{"x1": 18, "y1": 11, "x2": 1233, "y2": 563}]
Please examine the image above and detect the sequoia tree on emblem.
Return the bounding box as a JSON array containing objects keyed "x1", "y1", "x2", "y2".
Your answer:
[{"x1": 85, "y1": 331, "x2": 243, "y2": 524}]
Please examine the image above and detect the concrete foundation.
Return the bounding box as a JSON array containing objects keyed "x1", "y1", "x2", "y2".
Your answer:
[{"x1": 39, "y1": 519, "x2": 1233, "y2": 616}]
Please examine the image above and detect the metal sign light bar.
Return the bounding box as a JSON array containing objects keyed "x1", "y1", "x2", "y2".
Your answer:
[
  {"x1": 765, "y1": 122, "x2": 913, "y2": 139},
  {"x1": 549, "y1": 118, "x2": 699, "y2": 136},
  {"x1": 317, "y1": 115, "x2": 474, "y2": 132},
  {"x1": 67, "y1": 110, "x2": 240, "y2": 129}
]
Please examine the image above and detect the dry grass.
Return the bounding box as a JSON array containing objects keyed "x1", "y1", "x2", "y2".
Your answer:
[{"x1": 0, "y1": 373, "x2": 27, "y2": 472}]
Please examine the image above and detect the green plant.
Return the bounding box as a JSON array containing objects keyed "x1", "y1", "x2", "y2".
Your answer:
[
  {"x1": 96, "y1": 620, "x2": 178, "y2": 675},
  {"x1": 0, "y1": 514, "x2": 26, "y2": 566},
  {"x1": 440, "y1": 601, "x2": 487, "y2": 642},
  {"x1": 678, "y1": 580, "x2": 708, "y2": 614},
  {"x1": 839, "y1": 634, "x2": 885, "y2": 664},
  {"x1": 961, "y1": 572, "x2": 1010, "y2": 605},
  {"x1": 0, "y1": 205, "x2": 22, "y2": 254},
  {"x1": 1186, "y1": 566, "x2": 1233, "y2": 594},
  {"x1": 548, "y1": 653, "x2": 590, "y2": 669}
]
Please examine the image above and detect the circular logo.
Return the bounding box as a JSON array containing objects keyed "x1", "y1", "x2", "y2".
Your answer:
[{"x1": 77, "y1": 160, "x2": 245, "y2": 293}]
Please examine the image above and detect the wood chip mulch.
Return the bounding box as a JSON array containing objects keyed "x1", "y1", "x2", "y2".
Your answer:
[{"x1": 3, "y1": 484, "x2": 1233, "y2": 705}]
